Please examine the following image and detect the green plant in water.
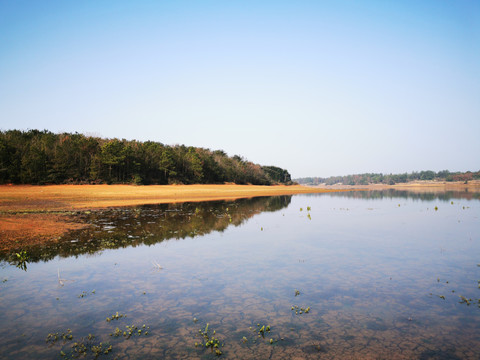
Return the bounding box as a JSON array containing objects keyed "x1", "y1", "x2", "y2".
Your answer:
[
  {"x1": 291, "y1": 305, "x2": 310, "y2": 315},
  {"x1": 196, "y1": 323, "x2": 223, "y2": 356},
  {"x1": 106, "y1": 312, "x2": 126, "y2": 322},
  {"x1": 46, "y1": 329, "x2": 73, "y2": 345},
  {"x1": 13, "y1": 250, "x2": 29, "y2": 271},
  {"x1": 307, "y1": 206, "x2": 311, "y2": 211},
  {"x1": 256, "y1": 323, "x2": 271, "y2": 337},
  {"x1": 459, "y1": 295, "x2": 472, "y2": 305}
]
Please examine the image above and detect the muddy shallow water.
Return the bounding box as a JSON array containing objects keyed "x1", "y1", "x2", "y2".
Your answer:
[{"x1": 0, "y1": 191, "x2": 479, "y2": 359}]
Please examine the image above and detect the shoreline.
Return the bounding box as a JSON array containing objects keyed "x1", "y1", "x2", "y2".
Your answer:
[
  {"x1": 306, "y1": 180, "x2": 480, "y2": 192},
  {"x1": 0, "y1": 184, "x2": 349, "y2": 251},
  {"x1": 0, "y1": 184, "x2": 349, "y2": 212}
]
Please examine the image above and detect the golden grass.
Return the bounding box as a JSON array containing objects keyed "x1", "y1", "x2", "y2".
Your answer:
[{"x1": 0, "y1": 184, "x2": 347, "y2": 212}]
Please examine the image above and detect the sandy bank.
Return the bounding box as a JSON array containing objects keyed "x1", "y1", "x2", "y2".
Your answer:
[
  {"x1": 309, "y1": 180, "x2": 480, "y2": 192},
  {"x1": 0, "y1": 184, "x2": 347, "y2": 212}
]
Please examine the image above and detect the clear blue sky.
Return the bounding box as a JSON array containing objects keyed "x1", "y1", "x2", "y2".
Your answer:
[{"x1": 0, "y1": 0, "x2": 479, "y2": 178}]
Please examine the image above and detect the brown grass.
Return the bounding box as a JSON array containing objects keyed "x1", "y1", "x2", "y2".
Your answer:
[{"x1": 0, "y1": 184, "x2": 347, "y2": 251}]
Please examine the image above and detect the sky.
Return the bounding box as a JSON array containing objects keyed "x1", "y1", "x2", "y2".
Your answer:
[{"x1": 0, "y1": 0, "x2": 479, "y2": 178}]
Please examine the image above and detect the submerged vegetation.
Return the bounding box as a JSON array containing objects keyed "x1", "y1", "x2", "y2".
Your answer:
[{"x1": 0, "y1": 129, "x2": 292, "y2": 185}]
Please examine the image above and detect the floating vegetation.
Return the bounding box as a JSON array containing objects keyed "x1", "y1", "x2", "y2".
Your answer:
[
  {"x1": 300, "y1": 208, "x2": 303, "y2": 211},
  {"x1": 110, "y1": 327, "x2": 122, "y2": 337},
  {"x1": 307, "y1": 213, "x2": 311, "y2": 220},
  {"x1": 438, "y1": 295, "x2": 446, "y2": 300},
  {"x1": 47, "y1": 330, "x2": 112, "y2": 358},
  {"x1": 2, "y1": 278, "x2": 7, "y2": 283},
  {"x1": 307, "y1": 206, "x2": 311, "y2": 211},
  {"x1": 77, "y1": 290, "x2": 96, "y2": 298},
  {"x1": 291, "y1": 305, "x2": 310, "y2": 315},
  {"x1": 106, "y1": 312, "x2": 126, "y2": 322},
  {"x1": 255, "y1": 323, "x2": 271, "y2": 337},
  {"x1": 196, "y1": 323, "x2": 223, "y2": 356},
  {"x1": 71, "y1": 336, "x2": 112, "y2": 358},
  {"x1": 458, "y1": 295, "x2": 472, "y2": 305},
  {"x1": 46, "y1": 329, "x2": 73, "y2": 345},
  {"x1": 120, "y1": 324, "x2": 149, "y2": 339},
  {"x1": 434, "y1": 206, "x2": 438, "y2": 211},
  {"x1": 294, "y1": 289, "x2": 301, "y2": 296},
  {"x1": 91, "y1": 343, "x2": 112, "y2": 357},
  {"x1": 12, "y1": 250, "x2": 28, "y2": 271}
]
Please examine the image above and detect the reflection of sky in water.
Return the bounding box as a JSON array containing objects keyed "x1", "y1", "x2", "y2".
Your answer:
[{"x1": 0, "y1": 191, "x2": 479, "y2": 359}]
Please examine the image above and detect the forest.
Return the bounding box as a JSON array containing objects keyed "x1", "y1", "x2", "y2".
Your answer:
[
  {"x1": 296, "y1": 170, "x2": 480, "y2": 186},
  {"x1": 0, "y1": 130, "x2": 292, "y2": 185}
]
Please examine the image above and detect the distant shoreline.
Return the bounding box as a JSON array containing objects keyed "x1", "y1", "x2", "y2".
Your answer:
[
  {"x1": 306, "y1": 180, "x2": 480, "y2": 191},
  {"x1": 0, "y1": 184, "x2": 350, "y2": 252}
]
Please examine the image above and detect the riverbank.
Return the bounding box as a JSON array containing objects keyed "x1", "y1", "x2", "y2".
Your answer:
[
  {"x1": 0, "y1": 184, "x2": 348, "y2": 251},
  {"x1": 309, "y1": 180, "x2": 480, "y2": 192}
]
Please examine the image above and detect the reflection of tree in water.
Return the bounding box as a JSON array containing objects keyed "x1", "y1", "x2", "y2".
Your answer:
[
  {"x1": 303, "y1": 189, "x2": 480, "y2": 201},
  {"x1": 0, "y1": 196, "x2": 291, "y2": 264}
]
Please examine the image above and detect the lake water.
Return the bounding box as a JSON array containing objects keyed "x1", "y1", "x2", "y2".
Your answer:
[{"x1": 0, "y1": 190, "x2": 479, "y2": 359}]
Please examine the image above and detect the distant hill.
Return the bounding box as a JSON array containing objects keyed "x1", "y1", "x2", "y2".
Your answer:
[
  {"x1": 295, "y1": 170, "x2": 480, "y2": 186},
  {"x1": 0, "y1": 130, "x2": 292, "y2": 185}
]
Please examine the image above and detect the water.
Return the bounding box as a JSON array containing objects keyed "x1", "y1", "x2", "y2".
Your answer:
[{"x1": 0, "y1": 191, "x2": 479, "y2": 359}]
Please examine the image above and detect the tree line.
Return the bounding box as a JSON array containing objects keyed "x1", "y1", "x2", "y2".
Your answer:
[
  {"x1": 296, "y1": 170, "x2": 480, "y2": 186},
  {"x1": 0, "y1": 130, "x2": 292, "y2": 185}
]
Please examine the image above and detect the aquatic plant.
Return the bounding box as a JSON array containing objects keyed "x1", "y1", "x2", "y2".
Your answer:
[
  {"x1": 12, "y1": 250, "x2": 28, "y2": 271},
  {"x1": 291, "y1": 305, "x2": 310, "y2": 315},
  {"x1": 106, "y1": 312, "x2": 126, "y2": 322},
  {"x1": 46, "y1": 329, "x2": 73, "y2": 345},
  {"x1": 71, "y1": 336, "x2": 112, "y2": 358},
  {"x1": 77, "y1": 290, "x2": 96, "y2": 298},
  {"x1": 109, "y1": 324, "x2": 149, "y2": 338},
  {"x1": 255, "y1": 323, "x2": 271, "y2": 337},
  {"x1": 458, "y1": 295, "x2": 472, "y2": 305},
  {"x1": 196, "y1": 323, "x2": 223, "y2": 356}
]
